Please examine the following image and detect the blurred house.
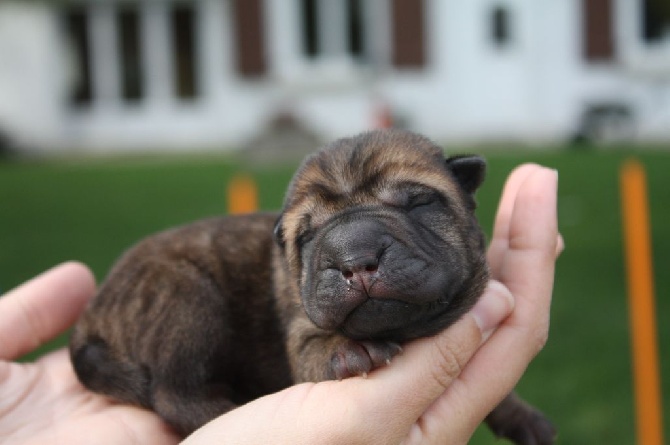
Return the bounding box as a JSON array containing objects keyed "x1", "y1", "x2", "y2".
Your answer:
[{"x1": 0, "y1": 0, "x2": 669, "y2": 153}]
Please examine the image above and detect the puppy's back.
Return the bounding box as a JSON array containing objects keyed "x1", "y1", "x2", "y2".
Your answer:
[{"x1": 70, "y1": 213, "x2": 292, "y2": 434}]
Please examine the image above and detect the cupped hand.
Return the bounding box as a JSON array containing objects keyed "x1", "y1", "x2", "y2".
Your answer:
[{"x1": 0, "y1": 262, "x2": 180, "y2": 445}]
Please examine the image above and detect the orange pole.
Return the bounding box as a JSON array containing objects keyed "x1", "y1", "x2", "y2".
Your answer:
[
  {"x1": 227, "y1": 174, "x2": 258, "y2": 214},
  {"x1": 620, "y1": 159, "x2": 664, "y2": 445}
]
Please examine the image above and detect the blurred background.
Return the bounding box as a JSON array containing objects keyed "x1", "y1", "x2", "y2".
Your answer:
[{"x1": 1, "y1": 0, "x2": 669, "y2": 443}]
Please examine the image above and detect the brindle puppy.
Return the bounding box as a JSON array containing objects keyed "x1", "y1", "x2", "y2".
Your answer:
[{"x1": 70, "y1": 129, "x2": 555, "y2": 444}]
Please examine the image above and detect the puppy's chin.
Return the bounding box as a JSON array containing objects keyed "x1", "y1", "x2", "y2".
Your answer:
[{"x1": 335, "y1": 298, "x2": 454, "y2": 341}]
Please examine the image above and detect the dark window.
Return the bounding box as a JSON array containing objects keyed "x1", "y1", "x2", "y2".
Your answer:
[
  {"x1": 391, "y1": 0, "x2": 426, "y2": 68},
  {"x1": 491, "y1": 5, "x2": 511, "y2": 47},
  {"x1": 347, "y1": 0, "x2": 364, "y2": 58},
  {"x1": 171, "y1": 5, "x2": 198, "y2": 99},
  {"x1": 301, "y1": 0, "x2": 319, "y2": 58},
  {"x1": 583, "y1": 0, "x2": 615, "y2": 61},
  {"x1": 300, "y1": 0, "x2": 367, "y2": 61},
  {"x1": 232, "y1": 0, "x2": 267, "y2": 77},
  {"x1": 642, "y1": 0, "x2": 670, "y2": 43},
  {"x1": 64, "y1": 7, "x2": 93, "y2": 106},
  {"x1": 118, "y1": 8, "x2": 144, "y2": 101}
]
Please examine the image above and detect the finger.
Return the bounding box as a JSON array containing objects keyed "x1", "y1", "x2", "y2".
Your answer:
[
  {"x1": 500, "y1": 167, "x2": 559, "y2": 327},
  {"x1": 556, "y1": 233, "x2": 565, "y2": 258},
  {"x1": 479, "y1": 167, "x2": 558, "y2": 375},
  {"x1": 0, "y1": 262, "x2": 96, "y2": 360},
  {"x1": 487, "y1": 164, "x2": 544, "y2": 278},
  {"x1": 423, "y1": 167, "x2": 559, "y2": 442},
  {"x1": 356, "y1": 280, "x2": 515, "y2": 437}
]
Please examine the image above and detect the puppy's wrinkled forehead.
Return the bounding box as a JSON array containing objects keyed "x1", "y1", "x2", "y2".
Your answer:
[{"x1": 284, "y1": 130, "x2": 458, "y2": 215}]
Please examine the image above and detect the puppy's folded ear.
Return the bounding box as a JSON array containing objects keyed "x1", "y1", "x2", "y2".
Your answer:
[
  {"x1": 446, "y1": 155, "x2": 486, "y2": 194},
  {"x1": 273, "y1": 215, "x2": 286, "y2": 249}
]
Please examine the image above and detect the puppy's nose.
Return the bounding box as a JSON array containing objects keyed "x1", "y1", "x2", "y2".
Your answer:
[{"x1": 341, "y1": 256, "x2": 379, "y2": 292}]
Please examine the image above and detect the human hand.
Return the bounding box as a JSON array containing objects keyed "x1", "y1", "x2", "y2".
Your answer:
[
  {"x1": 183, "y1": 164, "x2": 562, "y2": 445},
  {"x1": 0, "y1": 262, "x2": 180, "y2": 445}
]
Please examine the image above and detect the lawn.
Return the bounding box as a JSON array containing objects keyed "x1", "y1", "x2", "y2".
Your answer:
[{"x1": 1, "y1": 146, "x2": 669, "y2": 444}]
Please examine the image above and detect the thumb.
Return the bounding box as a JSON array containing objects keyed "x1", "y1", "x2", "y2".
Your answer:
[
  {"x1": 0, "y1": 262, "x2": 96, "y2": 361},
  {"x1": 360, "y1": 281, "x2": 514, "y2": 434}
]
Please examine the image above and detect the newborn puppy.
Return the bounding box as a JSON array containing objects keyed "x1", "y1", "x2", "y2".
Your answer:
[{"x1": 70, "y1": 129, "x2": 555, "y2": 444}]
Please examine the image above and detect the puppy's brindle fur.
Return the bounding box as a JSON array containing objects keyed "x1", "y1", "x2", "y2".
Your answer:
[{"x1": 70, "y1": 130, "x2": 555, "y2": 444}]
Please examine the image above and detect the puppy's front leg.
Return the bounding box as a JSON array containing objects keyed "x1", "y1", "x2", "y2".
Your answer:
[{"x1": 286, "y1": 315, "x2": 402, "y2": 382}]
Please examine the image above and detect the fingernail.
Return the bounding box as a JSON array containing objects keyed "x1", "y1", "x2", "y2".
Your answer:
[
  {"x1": 470, "y1": 280, "x2": 515, "y2": 340},
  {"x1": 550, "y1": 168, "x2": 559, "y2": 186}
]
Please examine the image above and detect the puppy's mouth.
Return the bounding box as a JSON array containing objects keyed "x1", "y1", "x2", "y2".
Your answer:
[
  {"x1": 306, "y1": 265, "x2": 452, "y2": 334},
  {"x1": 338, "y1": 296, "x2": 453, "y2": 341}
]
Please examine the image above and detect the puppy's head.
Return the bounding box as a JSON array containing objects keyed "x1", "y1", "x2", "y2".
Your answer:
[{"x1": 275, "y1": 129, "x2": 489, "y2": 341}]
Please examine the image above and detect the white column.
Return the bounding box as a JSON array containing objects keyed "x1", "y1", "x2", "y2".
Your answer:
[
  {"x1": 201, "y1": 0, "x2": 229, "y2": 95},
  {"x1": 142, "y1": 1, "x2": 173, "y2": 108},
  {"x1": 89, "y1": 2, "x2": 120, "y2": 109},
  {"x1": 318, "y1": 0, "x2": 346, "y2": 57},
  {"x1": 268, "y1": 0, "x2": 303, "y2": 80},
  {"x1": 366, "y1": 0, "x2": 391, "y2": 69}
]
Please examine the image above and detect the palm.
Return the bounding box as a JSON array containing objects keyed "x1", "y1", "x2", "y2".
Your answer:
[
  {"x1": 0, "y1": 263, "x2": 179, "y2": 445},
  {"x1": 0, "y1": 350, "x2": 179, "y2": 445}
]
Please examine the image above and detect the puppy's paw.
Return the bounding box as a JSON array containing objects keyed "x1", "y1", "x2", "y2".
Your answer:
[{"x1": 329, "y1": 340, "x2": 402, "y2": 380}]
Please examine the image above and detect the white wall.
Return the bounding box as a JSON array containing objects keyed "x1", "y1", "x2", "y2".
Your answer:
[
  {"x1": 1, "y1": 0, "x2": 669, "y2": 153},
  {"x1": 0, "y1": 3, "x2": 68, "y2": 151}
]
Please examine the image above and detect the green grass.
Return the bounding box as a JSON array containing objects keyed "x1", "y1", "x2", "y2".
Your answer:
[{"x1": 1, "y1": 147, "x2": 669, "y2": 444}]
